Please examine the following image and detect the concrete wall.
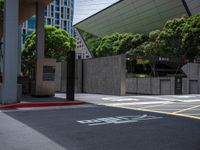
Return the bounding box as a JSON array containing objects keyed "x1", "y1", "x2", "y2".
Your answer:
[
  {"x1": 83, "y1": 55, "x2": 126, "y2": 95},
  {"x1": 55, "y1": 62, "x2": 62, "y2": 91},
  {"x1": 55, "y1": 55, "x2": 126, "y2": 95},
  {"x1": 55, "y1": 60, "x2": 82, "y2": 93},
  {"x1": 126, "y1": 77, "x2": 175, "y2": 95},
  {"x1": 181, "y1": 63, "x2": 200, "y2": 94},
  {"x1": 126, "y1": 63, "x2": 200, "y2": 95},
  {"x1": 55, "y1": 61, "x2": 200, "y2": 96},
  {"x1": 75, "y1": 60, "x2": 83, "y2": 93}
]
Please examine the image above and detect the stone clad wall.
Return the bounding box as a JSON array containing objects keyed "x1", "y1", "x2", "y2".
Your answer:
[
  {"x1": 55, "y1": 55, "x2": 126, "y2": 96},
  {"x1": 126, "y1": 77, "x2": 175, "y2": 95},
  {"x1": 126, "y1": 63, "x2": 200, "y2": 95},
  {"x1": 55, "y1": 59, "x2": 200, "y2": 95},
  {"x1": 181, "y1": 63, "x2": 200, "y2": 94},
  {"x1": 55, "y1": 60, "x2": 82, "y2": 93},
  {"x1": 83, "y1": 55, "x2": 126, "y2": 95}
]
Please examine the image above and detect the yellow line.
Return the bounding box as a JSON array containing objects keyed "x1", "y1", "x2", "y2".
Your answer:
[
  {"x1": 112, "y1": 106, "x2": 200, "y2": 120},
  {"x1": 173, "y1": 105, "x2": 200, "y2": 114}
]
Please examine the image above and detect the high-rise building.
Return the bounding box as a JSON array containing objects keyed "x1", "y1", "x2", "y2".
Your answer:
[
  {"x1": 74, "y1": 28, "x2": 93, "y2": 59},
  {"x1": 22, "y1": 0, "x2": 74, "y2": 43}
]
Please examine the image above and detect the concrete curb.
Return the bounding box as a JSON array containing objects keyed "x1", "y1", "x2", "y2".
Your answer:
[{"x1": 0, "y1": 101, "x2": 85, "y2": 109}]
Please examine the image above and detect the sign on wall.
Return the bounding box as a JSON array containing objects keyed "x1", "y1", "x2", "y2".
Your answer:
[{"x1": 43, "y1": 66, "x2": 55, "y2": 81}]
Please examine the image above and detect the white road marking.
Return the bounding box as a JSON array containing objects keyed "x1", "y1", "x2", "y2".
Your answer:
[
  {"x1": 102, "y1": 97, "x2": 139, "y2": 102},
  {"x1": 173, "y1": 105, "x2": 200, "y2": 114},
  {"x1": 77, "y1": 115, "x2": 162, "y2": 126},
  {"x1": 106, "y1": 101, "x2": 174, "y2": 107}
]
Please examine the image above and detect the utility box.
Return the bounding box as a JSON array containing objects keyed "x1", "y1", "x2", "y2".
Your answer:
[{"x1": 31, "y1": 58, "x2": 56, "y2": 96}]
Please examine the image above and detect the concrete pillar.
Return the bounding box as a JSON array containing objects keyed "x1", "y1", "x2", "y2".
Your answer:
[
  {"x1": 18, "y1": 25, "x2": 22, "y2": 75},
  {"x1": 1, "y1": 0, "x2": 19, "y2": 104},
  {"x1": 36, "y1": 1, "x2": 45, "y2": 59}
]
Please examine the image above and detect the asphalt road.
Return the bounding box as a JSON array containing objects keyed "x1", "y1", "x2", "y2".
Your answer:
[
  {"x1": 73, "y1": 94, "x2": 200, "y2": 119},
  {"x1": 1, "y1": 105, "x2": 200, "y2": 150}
]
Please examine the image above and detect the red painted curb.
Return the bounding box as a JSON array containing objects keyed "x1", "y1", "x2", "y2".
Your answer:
[{"x1": 0, "y1": 101, "x2": 85, "y2": 109}]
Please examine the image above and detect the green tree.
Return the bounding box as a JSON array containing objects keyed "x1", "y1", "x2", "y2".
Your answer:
[
  {"x1": 79, "y1": 30, "x2": 101, "y2": 56},
  {"x1": 22, "y1": 25, "x2": 76, "y2": 75},
  {"x1": 182, "y1": 13, "x2": 200, "y2": 58},
  {"x1": 156, "y1": 17, "x2": 187, "y2": 57},
  {"x1": 0, "y1": 0, "x2": 3, "y2": 11},
  {"x1": 95, "y1": 33, "x2": 122, "y2": 57},
  {"x1": 95, "y1": 33, "x2": 147, "y2": 57}
]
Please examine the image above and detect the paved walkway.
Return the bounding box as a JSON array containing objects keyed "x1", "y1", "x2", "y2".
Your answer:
[{"x1": 57, "y1": 93, "x2": 200, "y2": 120}]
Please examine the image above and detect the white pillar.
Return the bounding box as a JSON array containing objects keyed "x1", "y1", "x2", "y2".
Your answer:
[
  {"x1": 1, "y1": 0, "x2": 19, "y2": 104},
  {"x1": 36, "y1": 1, "x2": 45, "y2": 59}
]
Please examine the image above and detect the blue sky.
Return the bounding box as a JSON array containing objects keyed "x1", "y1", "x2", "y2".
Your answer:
[{"x1": 73, "y1": 0, "x2": 119, "y2": 25}]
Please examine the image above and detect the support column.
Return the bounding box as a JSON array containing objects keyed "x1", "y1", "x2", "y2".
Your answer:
[
  {"x1": 67, "y1": 51, "x2": 75, "y2": 101},
  {"x1": 1, "y1": 0, "x2": 19, "y2": 104},
  {"x1": 32, "y1": 1, "x2": 56, "y2": 97},
  {"x1": 18, "y1": 25, "x2": 22, "y2": 75},
  {"x1": 36, "y1": 1, "x2": 45, "y2": 59}
]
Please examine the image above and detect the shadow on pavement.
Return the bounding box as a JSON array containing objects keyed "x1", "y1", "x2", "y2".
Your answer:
[{"x1": 3, "y1": 106, "x2": 200, "y2": 150}]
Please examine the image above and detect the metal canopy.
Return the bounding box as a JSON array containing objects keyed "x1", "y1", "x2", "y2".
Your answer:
[{"x1": 74, "y1": 0, "x2": 189, "y2": 37}]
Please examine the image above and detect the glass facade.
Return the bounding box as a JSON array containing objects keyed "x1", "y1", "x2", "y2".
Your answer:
[{"x1": 22, "y1": 0, "x2": 74, "y2": 43}]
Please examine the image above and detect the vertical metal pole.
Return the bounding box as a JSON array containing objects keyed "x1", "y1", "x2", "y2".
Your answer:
[{"x1": 67, "y1": 51, "x2": 75, "y2": 101}]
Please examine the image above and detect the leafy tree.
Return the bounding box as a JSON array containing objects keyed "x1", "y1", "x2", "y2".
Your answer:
[
  {"x1": 144, "y1": 14, "x2": 200, "y2": 59},
  {"x1": 95, "y1": 33, "x2": 122, "y2": 56},
  {"x1": 155, "y1": 17, "x2": 187, "y2": 57},
  {"x1": 79, "y1": 30, "x2": 101, "y2": 56},
  {"x1": 95, "y1": 33, "x2": 147, "y2": 57},
  {"x1": 22, "y1": 25, "x2": 76, "y2": 75},
  {"x1": 0, "y1": 0, "x2": 3, "y2": 11},
  {"x1": 182, "y1": 13, "x2": 200, "y2": 58}
]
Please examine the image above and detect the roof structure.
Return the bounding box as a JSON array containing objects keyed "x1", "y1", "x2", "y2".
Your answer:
[
  {"x1": 19, "y1": 0, "x2": 53, "y2": 24},
  {"x1": 74, "y1": 0, "x2": 199, "y2": 37},
  {"x1": 0, "y1": 0, "x2": 53, "y2": 38},
  {"x1": 73, "y1": 0, "x2": 120, "y2": 25}
]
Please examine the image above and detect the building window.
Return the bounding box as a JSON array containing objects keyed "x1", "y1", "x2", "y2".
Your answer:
[
  {"x1": 55, "y1": 13, "x2": 59, "y2": 19},
  {"x1": 55, "y1": 0, "x2": 59, "y2": 5},
  {"x1": 67, "y1": 8, "x2": 70, "y2": 19},
  {"x1": 61, "y1": 7, "x2": 64, "y2": 18},
  {"x1": 28, "y1": 17, "x2": 36, "y2": 29},
  {"x1": 47, "y1": 18, "x2": 51, "y2": 25},
  {"x1": 55, "y1": 19, "x2": 59, "y2": 25},
  {"x1": 64, "y1": 0, "x2": 67, "y2": 6},
  {"x1": 55, "y1": 6, "x2": 59, "y2": 11}
]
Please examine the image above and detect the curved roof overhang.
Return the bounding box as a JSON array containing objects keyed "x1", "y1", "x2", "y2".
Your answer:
[{"x1": 74, "y1": 0, "x2": 190, "y2": 37}]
